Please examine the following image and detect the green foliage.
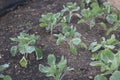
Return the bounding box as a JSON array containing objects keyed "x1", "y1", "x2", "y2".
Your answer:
[
  {"x1": 106, "y1": 13, "x2": 117, "y2": 24},
  {"x1": 39, "y1": 13, "x2": 61, "y2": 35},
  {"x1": 89, "y1": 34, "x2": 120, "y2": 52},
  {"x1": 0, "y1": 64, "x2": 12, "y2": 80},
  {"x1": 94, "y1": 75, "x2": 107, "y2": 80},
  {"x1": 81, "y1": 8, "x2": 91, "y2": 18},
  {"x1": 103, "y1": 2, "x2": 112, "y2": 14},
  {"x1": 110, "y1": 71, "x2": 120, "y2": 80},
  {"x1": 94, "y1": 70, "x2": 120, "y2": 80},
  {"x1": 39, "y1": 54, "x2": 74, "y2": 80},
  {"x1": 90, "y1": 49, "x2": 120, "y2": 80},
  {"x1": 10, "y1": 32, "x2": 43, "y2": 68},
  {"x1": 54, "y1": 25, "x2": 87, "y2": 55},
  {"x1": 102, "y1": 2, "x2": 120, "y2": 35},
  {"x1": 19, "y1": 56, "x2": 28, "y2": 68},
  {"x1": 106, "y1": 13, "x2": 120, "y2": 35},
  {"x1": 78, "y1": 1, "x2": 120, "y2": 34},
  {"x1": 0, "y1": 64, "x2": 9, "y2": 72},
  {"x1": 62, "y1": 2, "x2": 80, "y2": 22},
  {"x1": 78, "y1": 1, "x2": 103, "y2": 29}
]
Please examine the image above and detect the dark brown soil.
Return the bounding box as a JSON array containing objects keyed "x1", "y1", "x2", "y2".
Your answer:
[{"x1": 0, "y1": 0, "x2": 120, "y2": 80}]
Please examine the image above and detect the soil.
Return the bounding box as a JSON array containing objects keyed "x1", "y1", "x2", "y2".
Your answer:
[
  {"x1": 107, "y1": 0, "x2": 120, "y2": 11},
  {"x1": 0, "y1": 0, "x2": 120, "y2": 80}
]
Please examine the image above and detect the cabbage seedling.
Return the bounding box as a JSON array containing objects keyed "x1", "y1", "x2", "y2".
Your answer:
[
  {"x1": 39, "y1": 13, "x2": 61, "y2": 35},
  {"x1": 54, "y1": 25, "x2": 87, "y2": 55},
  {"x1": 89, "y1": 34, "x2": 120, "y2": 52},
  {"x1": 39, "y1": 54, "x2": 74, "y2": 80},
  {"x1": 10, "y1": 32, "x2": 43, "y2": 68},
  {"x1": 61, "y1": 2, "x2": 81, "y2": 23},
  {"x1": 90, "y1": 49, "x2": 120, "y2": 80},
  {"x1": 0, "y1": 64, "x2": 12, "y2": 80}
]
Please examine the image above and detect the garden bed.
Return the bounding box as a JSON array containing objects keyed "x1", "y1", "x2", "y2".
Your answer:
[{"x1": 0, "y1": 0, "x2": 120, "y2": 80}]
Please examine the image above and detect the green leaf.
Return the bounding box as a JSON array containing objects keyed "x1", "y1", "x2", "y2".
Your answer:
[
  {"x1": 48, "y1": 54, "x2": 56, "y2": 66},
  {"x1": 65, "y1": 2, "x2": 80, "y2": 12},
  {"x1": 79, "y1": 42, "x2": 87, "y2": 49},
  {"x1": 115, "y1": 51, "x2": 120, "y2": 64},
  {"x1": 10, "y1": 38, "x2": 18, "y2": 41},
  {"x1": 54, "y1": 34, "x2": 65, "y2": 45},
  {"x1": 103, "y1": 2, "x2": 112, "y2": 13},
  {"x1": 106, "y1": 14, "x2": 117, "y2": 24},
  {"x1": 90, "y1": 61, "x2": 103, "y2": 66},
  {"x1": 18, "y1": 45, "x2": 26, "y2": 54},
  {"x1": 90, "y1": 18, "x2": 95, "y2": 29},
  {"x1": 85, "y1": 0, "x2": 91, "y2": 4},
  {"x1": 0, "y1": 64, "x2": 9, "y2": 72},
  {"x1": 91, "y1": 53, "x2": 99, "y2": 60},
  {"x1": 101, "y1": 65, "x2": 109, "y2": 72},
  {"x1": 74, "y1": 13, "x2": 82, "y2": 18},
  {"x1": 71, "y1": 38, "x2": 81, "y2": 45},
  {"x1": 65, "y1": 67, "x2": 74, "y2": 72},
  {"x1": 104, "y1": 45, "x2": 115, "y2": 49},
  {"x1": 19, "y1": 56, "x2": 27, "y2": 68},
  {"x1": 100, "y1": 49, "x2": 114, "y2": 64},
  {"x1": 106, "y1": 28, "x2": 114, "y2": 35},
  {"x1": 39, "y1": 64, "x2": 55, "y2": 77},
  {"x1": 35, "y1": 48, "x2": 43, "y2": 60},
  {"x1": 10, "y1": 46, "x2": 17, "y2": 57},
  {"x1": 3, "y1": 75, "x2": 12, "y2": 80},
  {"x1": 110, "y1": 58, "x2": 118, "y2": 71},
  {"x1": 94, "y1": 75, "x2": 107, "y2": 80},
  {"x1": 89, "y1": 42, "x2": 97, "y2": 50},
  {"x1": 26, "y1": 46, "x2": 35, "y2": 54},
  {"x1": 92, "y1": 45, "x2": 102, "y2": 52},
  {"x1": 39, "y1": 23, "x2": 48, "y2": 27},
  {"x1": 77, "y1": 19, "x2": 85, "y2": 24},
  {"x1": 39, "y1": 64, "x2": 50, "y2": 73},
  {"x1": 70, "y1": 45, "x2": 77, "y2": 55},
  {"x1": 110, "y1": 71, "x2": 120, "y2": 80},
  {"x1": 99, "y1": 22, "x2": 107, "y2": 30},
  {"x1": 107, "y1": 34, "x2": 119, "y2": 45},
  {"x1": 57, "y1": 56, "x2": 67, "y2": 71},
  {"x1": 46, "y1": 66, "x2": 56, "y2": 77},
  {"x1": 91, "y1": 2, "x2": 101, "y2": 16},
  {"x1": 81, "y1": 8, "x2": 91, "y2": 18}
]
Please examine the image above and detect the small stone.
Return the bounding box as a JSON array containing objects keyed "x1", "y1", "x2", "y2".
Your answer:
[
  {"x1": 35, "y1": 32, "x2": 38, "y2": 34},
  {"x1": 6, "y1": 49, "x2": 8, "y2": 51},
  {"x1": 88, "y1": 76, "x2": 93, "y2": 79},
  {"x1": 15, "y1": 65, "x2": 17, "y2": 68},
  {"x1": 0, "y1": 54, "x2": 2, "y2": 59}
]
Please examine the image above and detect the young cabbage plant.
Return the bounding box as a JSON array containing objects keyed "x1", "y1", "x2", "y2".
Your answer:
[
  {"x1": 54, "y1": 25, "x2": 87, "y2": 55},
  {"x1": 107, "y1": 19, "x2": 120, "y2": 35},
  {"x1": 78, "y1": 1, "x2": 118, "y2": 31},
  {"x1": 89, "y1": 34, "x2": 120, "y2": 52},
  {"x1": 103, "y1": 2, "x2": 112, "y2": 14},
  {"x1": 61, "y1": 2, "x2": 81, "y2": 23},
  {"x1": 101, "y1": 1, "x2": 120, "y2": 35},
  {"x1": 39, "y1": 54, "x2": 74, "y2": 80},
  {"x1": 0, "y1": 64, "x2": 12, "y2": 80},
  {"x1": 39, "y1": 12, "x2": 61, "y2": 35},
  {"x1": 80, "y1": 0, "x2": 96, "y2": 9},
  {"x1": 10, "y1": 32, "x2": 43, "y2": 68},
  {"x1": 110, "y1": 71, "x2": 120, "y2": 80},
  {"x1": 78, "y1": 1, "x2": 103, "y2": 29},
  {"x1": 94, "y1": 72, "x2": 120, "y2": 80},
  {"x1": 106, "y1": 13, "x2": 120, "y2": 35},
  {"x1": 90, "y1": 49, "x2": 120, "y2": 80}
]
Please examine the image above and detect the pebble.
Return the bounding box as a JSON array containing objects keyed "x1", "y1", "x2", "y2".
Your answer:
[
  {"x1": 0, "y1": 54, "x2": 2, "y2": 59},
  {"x1": 88, "y1": 76, "x2": 93, "y2": 80}
]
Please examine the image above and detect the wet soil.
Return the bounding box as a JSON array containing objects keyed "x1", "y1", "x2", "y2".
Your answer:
[{"x1": 0, "y1": 0, "x2": 120, "y2": 80}]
